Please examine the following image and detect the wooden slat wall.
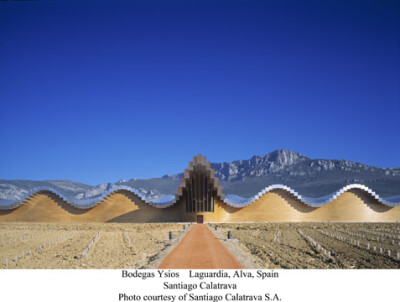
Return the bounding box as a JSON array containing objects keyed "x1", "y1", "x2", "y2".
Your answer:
[{"x1": 184, "y1": 171, "x2": 215, "y2": 213}]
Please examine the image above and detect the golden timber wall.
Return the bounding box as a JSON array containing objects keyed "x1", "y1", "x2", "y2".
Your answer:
[
  {"x1": 1, "y1": 189, "x2": 400, "y2": 222},
  {"x1": 0, "y1": 192, "x2": 180, "y2": 223},
  {"x1": 218, "y1": 191, "x2": 400, "y2": 223}
]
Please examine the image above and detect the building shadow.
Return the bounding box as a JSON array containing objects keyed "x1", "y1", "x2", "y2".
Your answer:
[
  {"x1": 269, "y1": 190, "x2": 317, "y2": 213},
  {"x1": 39, "y1": 191, "x2": 89, "y2": 215},
  {"x1": 108, "y1": 191, "x2": 183, "y2": 223},
  {"x1": 219, "y1": 190, "x2": 317, "y2": 214},
  {"x1": 349, "y1": 189, "x2": 391, "y2": 213},
  {"x1": 219, "y1": 199, "x2": 242, "y2": 214},
  {"x1": 0, "y1": 191, "x2": 88, "y2": 216},
  {"x1": 0, "y1": 208, "x2": 14, "y2": 216}
]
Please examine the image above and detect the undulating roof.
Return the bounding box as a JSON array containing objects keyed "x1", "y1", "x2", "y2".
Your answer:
[{"x1": 1, "y1": 155, "x2": 400, "y2": 210}]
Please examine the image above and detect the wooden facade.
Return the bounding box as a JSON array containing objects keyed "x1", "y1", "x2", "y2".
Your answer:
[
  {"x1": 183, "y1": 172, "x2": 216, "y2": 213},
  {"x1": 0, "y1": 154, "x2": 400, "y2": 223}
]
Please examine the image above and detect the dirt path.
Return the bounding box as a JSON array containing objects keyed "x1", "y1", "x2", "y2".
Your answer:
[{"x1": 158, "y1": 224, "x2": 242, "y2": 269}]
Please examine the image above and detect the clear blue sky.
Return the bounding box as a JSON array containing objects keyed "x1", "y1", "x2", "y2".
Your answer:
[{"x1": 0, "y1": 0, "x2": 399, "y2": 185}]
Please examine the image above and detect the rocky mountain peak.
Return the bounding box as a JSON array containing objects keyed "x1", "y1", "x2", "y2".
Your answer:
[
  {"x1": 210, "y1": 149, "x2": 309, "y2": 181},
  {"x1": 2, "y1": 150, "x2": 400, "y2": 202}
]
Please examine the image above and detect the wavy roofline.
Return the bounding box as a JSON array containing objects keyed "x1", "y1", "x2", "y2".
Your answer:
[
  {"x1": 0, "y1": 183, "x2": 399, "y2": 211},
  {"x1": 223, "y1": 184, "x2": 400, "y2": 208},
  {"x1": 0, "y1": 186, "x2": 177, "y2": 210}
]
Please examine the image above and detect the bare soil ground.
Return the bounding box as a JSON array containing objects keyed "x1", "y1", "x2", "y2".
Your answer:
[
  {"x1": 2, "y1": 222, "x2": 400, "y2": 269},
  {"x1": 0, "y1": 222, "x2": 187, "y2": 269},
  {"x1": 215, "y1": 222, "x2": 400, "y2": 269}
]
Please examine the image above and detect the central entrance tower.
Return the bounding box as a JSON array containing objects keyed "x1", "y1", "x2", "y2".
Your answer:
[{"x1": 176, "y1": 155, "x2": 225, "y2": 222}]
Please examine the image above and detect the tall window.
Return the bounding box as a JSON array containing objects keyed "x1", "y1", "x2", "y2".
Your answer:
[{"x1": 185, "y1": 171, "x2": 215, "y2": 213}]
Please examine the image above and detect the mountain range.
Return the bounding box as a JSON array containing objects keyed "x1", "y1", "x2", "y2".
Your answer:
[{"x1": 1, "y1": 149, "x2": 400, "y2": 202}]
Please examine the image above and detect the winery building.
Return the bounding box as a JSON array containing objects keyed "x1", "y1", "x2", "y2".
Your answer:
[{"x1": 1, "y1": 155, "x2": 400, "y2": 223}]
